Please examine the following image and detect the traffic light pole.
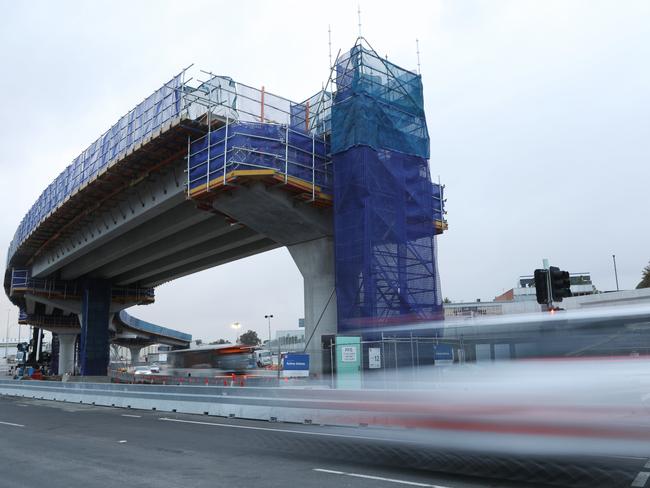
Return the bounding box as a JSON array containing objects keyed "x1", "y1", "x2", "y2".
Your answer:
[{"x1": 543, "y1": 259, "x2": 553, "y2": 311}]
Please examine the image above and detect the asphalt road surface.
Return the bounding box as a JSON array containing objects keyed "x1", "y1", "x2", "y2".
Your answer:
[{"x1": 0, "y1": 395, "x2": 646, "y2": 488}]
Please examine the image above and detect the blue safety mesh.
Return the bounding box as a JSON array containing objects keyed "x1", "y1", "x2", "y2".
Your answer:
[
  {"x1": 7, "y1": 72, "x2": 185, "y2": 265},
  {"x1": 332, "y1": 43, "x2": 443, "y2": 330},
  {"x1": 188, "y1": 121, "x2": 331, "y2": 193},
  {"x1": 332, "y1": 45, "x2": 429, "y2": 159}
]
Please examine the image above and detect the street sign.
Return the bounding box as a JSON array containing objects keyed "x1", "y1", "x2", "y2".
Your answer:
[
  {"x1": 282, "y1": 353, "x2": 309, "y2": 377},
  {"x1": 368, "y1": 348, "x2": 381, "y2": 369},
  {"x1": 341, "y1": 346, "x2": 357, "y2": 362},
  {"x1": 434, "y1": 343, "x2": 454, "y2": 365}
]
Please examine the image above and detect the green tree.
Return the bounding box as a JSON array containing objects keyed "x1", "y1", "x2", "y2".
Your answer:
[
  {"x1": 238, "y1": 329, "x2": 261, "y2": 346},
  {"x1": 637, "y1": 261, "x2": 650, "y2": 289},
  {"x1": 443, "y1": 297, "x2": 452, "y2": 304},
  {"x1": 209, "y1": 339, "x2": 230, "y2": 345}
]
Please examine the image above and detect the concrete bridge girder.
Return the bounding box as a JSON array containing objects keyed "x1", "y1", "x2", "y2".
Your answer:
[
  {"x1": 210, "y1": 182, "x2": 333, "y2": 244},
  {"x1": 92, "y1": 215, "x2": 236, "y2": 279},
  {"x1": 60, "y1": 201, "x2": 212, "y2": 280},
  {"x1": 141, "y1": 238, "x2": 279, "y2": 288},
  {"x1": 32, "y1": 163, "x2": 186, "y2": 278},
  {"x1": 113, "y1": 226, "x2": 265, "y2": 286}
]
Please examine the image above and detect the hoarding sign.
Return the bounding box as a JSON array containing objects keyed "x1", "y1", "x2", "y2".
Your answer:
[
  {"x1": 282, "y1": 353, "x2": 309, "y2": 377},
  {"x1": 341, "y1": 346, "x2": 357, "y2": 362},
  {"x1": 368, "y1": 348, "x2": 381, "y2": 369},
  {"x1": 434, "y1": 343, "x2": 454, "y2": 365}
]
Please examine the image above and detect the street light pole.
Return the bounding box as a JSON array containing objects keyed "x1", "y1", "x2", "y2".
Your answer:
[
  {"x1": 264, "y1": 314, "x2": 273, "y2": 350},
  {"x1": 612, "y1": 254, "x2": 620, "y2": 291},
  {"x1": 4, "y1": 310, "x2": 10, "y2": 362}
]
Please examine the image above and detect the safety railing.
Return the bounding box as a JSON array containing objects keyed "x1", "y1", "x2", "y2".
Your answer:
[
  {"x1": 9, "y1": 269, "x2": 154, "y2": 303},
  {"x1": 187, "y1": 121, "x2": 331, "y2": 200},
  {"x1": 7, "y1": 70, "x2": 334, "y2": 266}
]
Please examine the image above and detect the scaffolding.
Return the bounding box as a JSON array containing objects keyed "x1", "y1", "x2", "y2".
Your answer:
[
  {"x1": 331, "y1": 39, "x2": 444, "y2": 331},
  {"x1": 183, "y1": 74, "x2": 333, "y2": 206}
]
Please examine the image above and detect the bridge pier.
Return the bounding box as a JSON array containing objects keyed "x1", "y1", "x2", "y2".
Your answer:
[
  {"x1": 58, "y1": 333, "x2": 77, "y2": 375},
  {"x1": 128, "y1": 346, "x2": 142, "y2": 365},
  {"x1": 79, "y1": 280, "x2": 112, "y2": 376},
  {"x1": 288, "y1": 236, "x2": 337, "y2": 378}
]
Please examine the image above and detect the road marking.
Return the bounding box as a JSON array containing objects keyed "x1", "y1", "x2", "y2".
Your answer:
[
  {"x1": 159, "y1": 417, "x2": 399, "y2": 443},
  {"x1": 0, "y1": 421, "x2": 25, "y2": 428},
  {"x1": 645, "y1": 459, "x2": 650, "y2": 469},
  {"x1": 118, "y1": 440, "x2": 127, "y2": 443},
  {"x1": 121, "y1": 414, "x2": 141, "y2": 418},
  {"x1": 632, "y1": 472, "x2": 650, "y2": 487},
  {"x1": 313, "y1": 468, "x2": 450, "y2": 487}
]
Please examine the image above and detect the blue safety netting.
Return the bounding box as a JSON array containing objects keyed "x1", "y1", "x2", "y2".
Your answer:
[
  {"x1": 332, "y1": 44, "x2": 429, "y2": 159},
  {"x1": 332, "y1": 41, "x2": 443, "y2": 331},
  {"x1": 188, "y1": 121, "x2": 331, "y2": 193},
  {"x1": 7, "y1": 72, "x2": 185, "y2": 265}
]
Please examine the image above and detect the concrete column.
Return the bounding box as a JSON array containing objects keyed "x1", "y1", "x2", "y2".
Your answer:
[
  {"x1": 79, "y1": 279, "x2": 112, "y2": 376},
  {"x1": 58, "y1": 334, "x2": 77, "y2": 375},
  {"x1": 288, "y1": 236, "x2": 337, "y2": 377},
  {"x1": 129, "y1": 346, "x2": 142, "y2": 365}
]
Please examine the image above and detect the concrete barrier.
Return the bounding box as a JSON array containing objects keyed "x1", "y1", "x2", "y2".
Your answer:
[{"x1": 0, "y1": 379, "x2": 389, "y2": 426}]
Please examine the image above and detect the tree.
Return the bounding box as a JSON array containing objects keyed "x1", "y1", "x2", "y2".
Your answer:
[
  {"x1": 209, "y1": 339, "x2": 230, "y2": 345},
  {"x1": 238, "y1": 329, "x2": 261, "y2": 346},
  {"x1": 637, "y1": 261, "x2": 650, "y2": 289},
  {"x1": 443, "y1": 297, "x2": 452, "y2": 304}
]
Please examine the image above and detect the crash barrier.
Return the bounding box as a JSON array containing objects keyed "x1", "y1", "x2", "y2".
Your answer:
[
  {"x1": 0, "y1": 378, "x2": 407, "y2": 426},
  {"x1": 109, "y1": 371, "x2": 281, "y2": 387}
]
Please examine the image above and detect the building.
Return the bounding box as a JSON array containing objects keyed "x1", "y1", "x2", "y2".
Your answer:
[{"x1": 445, "y1": 271, "x2": 599, "y2": 318}]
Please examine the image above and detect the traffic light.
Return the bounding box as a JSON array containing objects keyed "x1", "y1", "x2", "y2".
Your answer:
[
  {"x1": 550, "y1": 266, "x2": 572, "y2": 301},
  {"x1": 534, "y1": 269, "x2": 549, "y2": 304}
]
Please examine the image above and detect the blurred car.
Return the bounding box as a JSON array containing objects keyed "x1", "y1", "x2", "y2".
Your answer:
[
  {"x1": 149, "y1": 364, "x2": 160, "y2": 373},
  {"x1": 133, "y1": 366, "x2": 152, "y2": 375}
]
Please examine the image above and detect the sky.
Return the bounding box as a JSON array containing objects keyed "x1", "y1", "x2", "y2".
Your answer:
[{"x1": 0, "y1": 0, "x2": 649, "y2": 343}]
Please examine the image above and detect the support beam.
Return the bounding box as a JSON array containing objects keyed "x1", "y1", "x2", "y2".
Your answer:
[
  {"x1": 288, "y1": 236, "x2": 337, "y2": 377},
  {"x1": 60, "y1": 202, "x2": 212, "y2": 280},
  {"x1": 141, "y1": 239, "x2": 279, "y2": 288},
  {"x1": 114, "y1": 228, "x2": 265, "y2": 286},
  {"x1": 32, "y1": 167, "x2": 186, "y2": 278},
  {"x1": 58, "y1": 333, "x2": 77, "y2": 375},
  {"x1": 79, "y1": 280, "x2": 112, "y2": 376},
  {"x1": 93, "y1": 217, "x2": 235, "y2": 279}
]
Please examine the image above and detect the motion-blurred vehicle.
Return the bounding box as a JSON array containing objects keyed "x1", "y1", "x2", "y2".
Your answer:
[
  {"x1": 133, "y1": 366, "x2": 152, "y2": 375},
  {"x1": 167, "y1": 344, "x2": 257, "y2": 377}
]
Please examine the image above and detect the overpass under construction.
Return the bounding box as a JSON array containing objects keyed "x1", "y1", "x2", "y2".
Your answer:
[{"x1": 4, "y1": 38, "x2": 446, "y2": 377}]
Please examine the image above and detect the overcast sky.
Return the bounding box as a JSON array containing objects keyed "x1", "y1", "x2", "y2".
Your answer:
[{"x1": 1, "y1": 0, "x2": 649, "y2": 343}]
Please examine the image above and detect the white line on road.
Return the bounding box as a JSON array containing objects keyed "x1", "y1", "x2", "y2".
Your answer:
[
  {"x1": 632, "y1": 472, "x2": 650, "y2": 488},
  {"x1": 121, "y1": 414, "x2": 142, "y2": 418},
  {"x1": 0, "y1": 421, "x2": 25, "y2": 428},
  {"x1": 159, "y1": 417, "x2": 398, "y2": 443},
  {"x1": 118, "y1": 440, "x2": 127, "y2": 443},
  {"x1": 313, "y1": 468, "x2": 451, "y2": 488},
  {"x1": 645, "y1": 459, "x2": 650, "y2": 469}
]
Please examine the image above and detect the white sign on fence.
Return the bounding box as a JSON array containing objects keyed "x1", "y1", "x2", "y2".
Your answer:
[
  {"x1": 341, "y1": 346, "x2": 357, "y2": 362},
  {"x1": 368, "y1": 348, "x2": 381, "y2": 369}
]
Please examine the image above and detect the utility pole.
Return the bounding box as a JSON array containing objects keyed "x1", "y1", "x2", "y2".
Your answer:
[
  {"x1": 612, "y1": 254, "x2": 620, "y2": 291},
  {"x1": 264, "y1": 314, "x2": 273, "y2": 350}
]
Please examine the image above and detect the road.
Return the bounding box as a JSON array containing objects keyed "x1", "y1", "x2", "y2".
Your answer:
[{"x1": 0, "y1": 395, "x2": 646, "y2": 488}]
